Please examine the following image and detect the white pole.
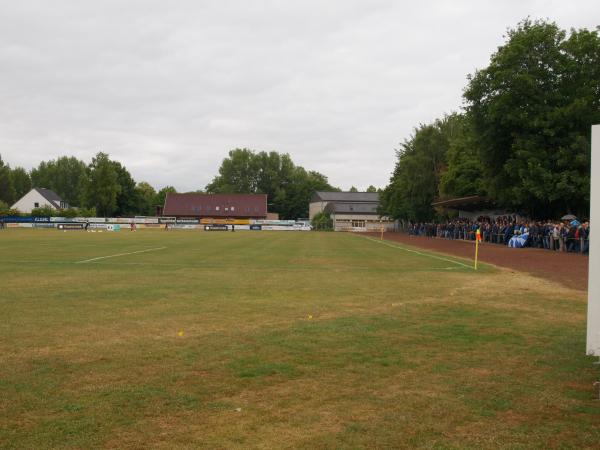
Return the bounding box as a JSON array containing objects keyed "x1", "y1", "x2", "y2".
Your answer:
[{"x1": 587, "y1": 125, "x2": 600, "y2": 356}]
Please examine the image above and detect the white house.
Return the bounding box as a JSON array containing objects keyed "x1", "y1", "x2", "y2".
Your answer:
[{"x1": 11, "y1": 188, "x2": 69, "y2": 214}]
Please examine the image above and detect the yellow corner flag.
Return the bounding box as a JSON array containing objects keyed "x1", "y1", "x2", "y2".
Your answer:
[{"x1": 474, "y1": 228, "x2": 482, "y2": 270}]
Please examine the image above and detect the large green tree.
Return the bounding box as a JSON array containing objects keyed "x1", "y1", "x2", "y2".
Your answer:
[
  {"x1": 438, "y1": 114, "x2": 485, "y2": 198},
  {"x1": 10, "y1": 167, "x2": 31, "y2": 199},
  {"x1": 206, "y1": 148, "x2": 337, "y2": 219},
  {"x1": 111, "y1": 161, "x2": 138, "y2": 216},
  {"x1": 83, "y1": 152, "x2": 121, "y2": 217},
  {"x1": 30, "y1": 156, "x2": 87, "y2": 206},
  {"x1": 464, "y1": 19, "x2": 600, "y2": 217},
  {"x1": 380, "y1": 115, "x2": 461, "y2": 221},
  {"x1": 0, "y1": 155, "x2": 16, "y2": 205},
  {"x1": 135, "y1": 182, "x2": 158, "y2": 216}
]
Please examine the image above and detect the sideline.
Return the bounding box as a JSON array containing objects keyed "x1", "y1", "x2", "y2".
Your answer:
[
  {"x1": 75, "y1": 247, "x2": 167, "y2": 264},
  {"x1": 361, "y1": 236, "x2": 474, "y2": 270}
]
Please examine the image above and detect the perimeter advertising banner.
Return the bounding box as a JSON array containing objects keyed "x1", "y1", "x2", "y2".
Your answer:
[
  {"x1": 0, "y1": 216, "x2": 50, "y2": 223},
  {"x1": 33, "y1": 223, "x2": 55, "y2": 228},
  {"x1": 587, "y1": 125, "x2": 600, "y2": 356},
  {"x1": 200, "y1": 218, "x2": 250, "y2": 225},
  {"x1": 57, "y1": 223, "x2": 85, "y2": 230},
  {"x1": 204, "y1": 224, "x2": 228, "y2": 231}
]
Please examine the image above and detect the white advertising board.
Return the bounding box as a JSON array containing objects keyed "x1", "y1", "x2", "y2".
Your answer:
[{"x1": 587, "y1": 125, "x2": 600, "y2": 356}]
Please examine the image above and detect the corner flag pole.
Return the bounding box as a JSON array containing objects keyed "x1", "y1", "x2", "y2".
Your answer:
[{"x1": 474, "y1": 228, "x2": 481, "y2": 270}]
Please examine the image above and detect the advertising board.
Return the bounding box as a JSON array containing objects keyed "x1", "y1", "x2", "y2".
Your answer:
[
  {"x1": 33, "y1": 223, "x2": 55, "y2": 228},
  {"x1": 171, "y1": 224, "x2": 199, "y2": 229},
  {"x1": 204, "y1": 224, "x2": 228, "y2": 231},
  {"x1": 200, "y1": 218, "x2": 249, "y2": 225},
  {"x1": 57, "y1": 223, "x2": 85, "y2": 230}
]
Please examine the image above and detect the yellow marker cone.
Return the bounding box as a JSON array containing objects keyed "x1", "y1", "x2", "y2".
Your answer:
[{"x1": 178, "y1": 330, "x2": 184, "y2": 337}]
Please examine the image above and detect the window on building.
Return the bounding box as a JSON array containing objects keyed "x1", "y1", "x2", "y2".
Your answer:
[
  {"x1": 216, "y1": 206, "x2": 220, "y2": 211},
  {"x1": 352, "y1": 220, "x2": 366, "y2": 228},
  {"x1": 34, "y1": 202, "x2": 39, "y2": 208},
  {"x1": 231, "y1": 206, "x2": 235, "y2": 211}
]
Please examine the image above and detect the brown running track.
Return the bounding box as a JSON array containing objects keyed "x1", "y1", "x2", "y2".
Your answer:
[{"x1": 365, "y1": 232, "x2": 589, "y2": 291}]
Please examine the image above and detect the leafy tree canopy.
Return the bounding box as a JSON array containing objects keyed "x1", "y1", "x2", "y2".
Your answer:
[
  {"x1": 0, "y1": 155, "x2": 16, "y2": 205},
  {"x1": 464, "y1": 19, "x2": 600, "y2": 217},
  {"x1": 380, "y1": 114, "x2": 462, "y2": 221},
  {"x1": 83, "y1": 152, "x2": 121, "y2": 217},
  {"x1": 10, "y1": 167, "x2": 31, "y2": 199},
  {"x1": 30, "y1": 156, "x2": 87, "y2": 206},
  {"x1": 206, "y1": 148, "x2": 338, "y2": 219}
]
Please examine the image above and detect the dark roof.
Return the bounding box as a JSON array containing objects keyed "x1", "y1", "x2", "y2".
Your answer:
[
  {"x1": 163, "y1": 193, "x2": 267, "y2": 218},
  {"x1": 324, "y1": 202, "x2": 379, "y2": 215},
  {"x1": 431, "y1": 195, "x2": 496, "y2": 211},
  {"x1": 311, "y1": 191, "x2": 379, "y2": 203},
  {"x1": 35, "y1": 188, "x2": 64, "y2": 208}
]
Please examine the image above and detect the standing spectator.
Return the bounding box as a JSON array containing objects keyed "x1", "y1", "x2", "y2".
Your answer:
[{"x1": 581, "y1": 222, "x2": 590, "y2": 254}]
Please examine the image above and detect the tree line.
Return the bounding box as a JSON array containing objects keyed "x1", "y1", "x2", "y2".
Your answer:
[
  {"x1": 380, "y1": 19, "x2": 600, "y2": 221},
  {"x1": 0, "y1": 149, "x2": 338, "y2": 219},
  {"x1": 0, "y1": 152, "x2": 178, "y2": 217}
]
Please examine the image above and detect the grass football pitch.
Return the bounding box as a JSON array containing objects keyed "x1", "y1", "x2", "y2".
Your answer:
[{"x1": 1, "y1": 229, "x2": 599, "y2": 449}]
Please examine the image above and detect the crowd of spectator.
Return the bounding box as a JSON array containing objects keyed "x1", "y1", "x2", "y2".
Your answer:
[{"x1": 406, "y1": 215, "x2": 590, "y2": 254}]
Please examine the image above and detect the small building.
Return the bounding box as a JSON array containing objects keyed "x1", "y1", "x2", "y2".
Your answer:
[
  {"x1": 11, "y1": 188, "x2": 69, "y2": 214},
  {"x1": 162, "y1": 193, "x2": 268, "y2": 220},
  {"x1": 309, "y1": 191, "x2": 393, "y2": 232}
]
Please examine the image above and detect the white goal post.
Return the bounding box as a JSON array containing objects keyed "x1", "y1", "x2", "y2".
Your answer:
[{"x1": 587, "y1": 125, "x2": 600, "y2": 356}]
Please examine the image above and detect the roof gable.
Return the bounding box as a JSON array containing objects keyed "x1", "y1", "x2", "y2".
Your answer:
[{"x1": 34, "y1": 188, "x2": 64, "y2": 207}]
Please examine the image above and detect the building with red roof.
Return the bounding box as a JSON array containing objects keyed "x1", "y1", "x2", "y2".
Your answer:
[{"x1": 162, "y1": 193, "x2": 267, "y2": 219}]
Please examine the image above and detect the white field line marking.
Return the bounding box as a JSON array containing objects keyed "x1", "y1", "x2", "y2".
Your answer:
[
  {"x1": 362, "y1": 236, "x2": 474, "y2": 270},
  {"x1": 75, "y1": 247, "x2": 167, "y2": 264}
]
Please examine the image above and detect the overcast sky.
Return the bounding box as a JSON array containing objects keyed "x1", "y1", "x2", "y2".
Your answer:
[{"x1": 1, "y1": 1, "x2": 599, "y2": 192}]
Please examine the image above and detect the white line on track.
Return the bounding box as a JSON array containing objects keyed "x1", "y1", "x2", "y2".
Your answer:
[
  {"x1": 362, "y1": 236, "x2": 474, "y2": 270},
  {"x1": 75, "y1": 247, "x2": 167, "y2": 264}
]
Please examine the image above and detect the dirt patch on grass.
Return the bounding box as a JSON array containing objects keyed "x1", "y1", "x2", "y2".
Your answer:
[{"x1": 366, "y1": 232, "x2": 588, "y2": 291}]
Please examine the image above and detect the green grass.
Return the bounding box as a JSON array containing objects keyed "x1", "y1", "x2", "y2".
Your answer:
[{"x1": 0, "y1": 229, "x2": 598, "y2": 449}]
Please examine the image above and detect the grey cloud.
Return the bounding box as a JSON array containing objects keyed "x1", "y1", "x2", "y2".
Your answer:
[{"x1": 1, "y1": 0, "x2": 599, "y2": 191}]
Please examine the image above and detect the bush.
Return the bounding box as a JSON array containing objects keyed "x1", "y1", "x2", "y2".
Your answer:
[
  {"x1": 30, "y1": 205, "x2": 57, "y2": 217},
  {"x1": 77, "y1": 207, "x2": 97, "y2": 217},
  {"x1": 311, "y1": 211, "x2": 333, "y2": 231},
  {"x1": 61, "y1": 207, "x2": 79, "y2": 218}
]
